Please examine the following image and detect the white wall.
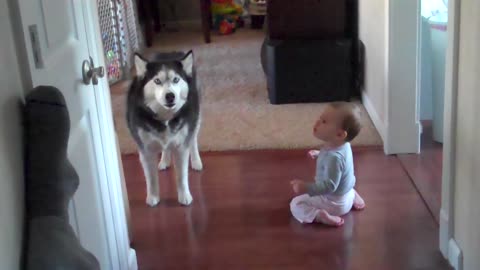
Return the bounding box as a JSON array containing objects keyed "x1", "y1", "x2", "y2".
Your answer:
[
  {"x1": 0, "y1": 0, "x2": 26, "y2": 269},
  {"x1": 359, "y1": 0, "x2": 388, "y2": 142},
  {"x1": 359, "y1": 0, "x2": 387, "y2": 120},
  {"x1": 360, "y1": 0, "x2": 421, "y2": 154},
  {"x1": 419, "y1": 16, "x2": 434, "y2": 120},
  {"x1": 452, "y1": 1, "x2": 480, "y2": 268}
]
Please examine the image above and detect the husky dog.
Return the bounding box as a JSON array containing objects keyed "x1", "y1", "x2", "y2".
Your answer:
[{"x1": 126, "y1": 51, "x2": 202, "y2": 206}]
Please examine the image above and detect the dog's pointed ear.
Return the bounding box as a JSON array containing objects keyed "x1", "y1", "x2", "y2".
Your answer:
[
  {"x1": 180, "y1": 50, "x2": 193, "y2": 76},
  {"x1": 134, "y1": 53, "x2": 148, "y2": 77}
]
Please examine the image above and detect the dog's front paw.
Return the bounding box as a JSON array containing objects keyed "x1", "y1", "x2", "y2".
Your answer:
[
  {"x1": 146, "y1": 194, "x2": 160, "y2": 207},
  {"x1": 191, "y1": 158, "x2": 203, "y2": 171},
  {"x1": 158, "y1": 160, "x2": 170, "y2": 171},
  {"x1": 178, "y1": 191, "x2": 193, "y2": 206}
]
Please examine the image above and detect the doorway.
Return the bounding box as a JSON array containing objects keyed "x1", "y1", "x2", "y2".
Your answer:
[{"x1": 398, "y1": 0, "x2": 448, "y2": 224}]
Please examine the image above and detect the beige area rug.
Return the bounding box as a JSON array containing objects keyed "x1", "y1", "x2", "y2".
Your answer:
[{"x1": 111, "y1": 30, "x2": 382, "y2": 153}]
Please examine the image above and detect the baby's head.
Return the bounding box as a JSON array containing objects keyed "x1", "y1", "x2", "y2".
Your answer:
[{"x1": 313, "y1": 102, "x2": 362, "y2": 144}]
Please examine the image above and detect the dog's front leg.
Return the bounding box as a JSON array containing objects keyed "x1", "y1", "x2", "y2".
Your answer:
[
  {"x1": 190, "y1": 133, "x2": 203, "y2": 171},
  {"x1": 139, "y1": 150, "x2": 160, "y2": 207},
  {"x1": 158, "y1": 149, "x2": 171, "y2": 170},
  {"x1": 173, "y1": 146, "x2": 193, "y2": 205}
]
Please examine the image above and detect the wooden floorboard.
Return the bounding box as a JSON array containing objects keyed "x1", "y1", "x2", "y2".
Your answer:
[
  {"x1": 398, "y1": 121, "x2": 443, "y2": 223},
  {"x1": 122, "y1": 147, "x2": 451, "y2": 270}
]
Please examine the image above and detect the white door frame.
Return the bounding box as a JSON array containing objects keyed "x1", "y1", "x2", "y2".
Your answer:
[
  {"x1": 388, "y1": 0, "x2": 460, "y2": 264},
  {"x1": 383, "y1": 0, "x2": 422, "y2": 155},
  {"x1": 439, "y1": 0, "x2": 460, "y2": 264},
  {"x1": 82, "y1": 2, "x2": 137, "y2": 269},
  {"x1": 10, "y1": 0, "x2": 137, "y2": 269}
]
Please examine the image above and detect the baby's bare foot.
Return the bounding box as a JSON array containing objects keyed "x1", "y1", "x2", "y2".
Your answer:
[
  {"x1": 315, "y1": 210, "x2": 344, "y2": 227},
  {"x1": 308, "y1": 150, "x2": 320, "y2": 159},
  {"x1": 353, "y1": 190, "x2": 365, "y2": 210}
]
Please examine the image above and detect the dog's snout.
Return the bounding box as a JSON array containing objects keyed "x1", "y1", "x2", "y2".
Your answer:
[{"x1": 165, "y1": 92, "x2": 175, "y2": 103}]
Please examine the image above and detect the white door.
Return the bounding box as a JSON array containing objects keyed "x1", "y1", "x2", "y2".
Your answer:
[{"x1": 16, "y1": 1, "x2": 136, "y2": 269}]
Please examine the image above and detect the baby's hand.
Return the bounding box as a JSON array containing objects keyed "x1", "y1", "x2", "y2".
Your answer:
[
  {"x1": 308, "y1": 150, "x2": 320, "y2": 159},
  {"x1": 290, "y1": 179, "x2": 308, "y2": 194}
]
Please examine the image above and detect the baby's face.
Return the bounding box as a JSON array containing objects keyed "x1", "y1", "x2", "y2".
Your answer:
[{"x1": 313, "y1": 106, "x2": 344, "y2": 142}]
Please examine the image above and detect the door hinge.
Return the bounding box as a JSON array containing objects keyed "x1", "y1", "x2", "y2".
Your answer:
[{"x1": 28, "y1": 24, "x2": 44, "y2": 69}]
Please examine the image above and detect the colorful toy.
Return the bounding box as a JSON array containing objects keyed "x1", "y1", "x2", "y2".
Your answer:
[
  {"x1": 211, "y1": 0, "x2": 244, "y2": 35},
  {"x1": 211, "y1": 0, "x2": 243, "y2": 15},
  {"x1": 219, "y1": 18, "x2": 236, "y2": 35}
]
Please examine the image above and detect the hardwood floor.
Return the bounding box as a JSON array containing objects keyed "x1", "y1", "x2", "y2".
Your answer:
[
  {"x1": 398, "y1": 121, "x2": 443, "y2": 223},
  {"x1": 122, "y1": 147, "x2": 451, "y2": 270}
]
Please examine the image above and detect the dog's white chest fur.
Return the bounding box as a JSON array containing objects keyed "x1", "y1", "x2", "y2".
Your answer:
[{"x1": 138, "y1": 122, "x2": 189, "y2": 152}]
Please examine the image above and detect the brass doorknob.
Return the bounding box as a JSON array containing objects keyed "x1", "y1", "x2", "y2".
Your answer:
[{"x1": 82, "y1": 56, "x2": 105, "y2": 85}]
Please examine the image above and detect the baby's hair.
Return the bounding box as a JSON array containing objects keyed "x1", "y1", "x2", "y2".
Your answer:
[{"x1": 329, "y1": 102, "x2": 363, "y2": 142}]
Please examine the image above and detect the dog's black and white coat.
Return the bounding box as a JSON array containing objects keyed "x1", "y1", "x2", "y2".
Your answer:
[{"x1": 127, "y1": 51, "x2": 202, "y2": 206}]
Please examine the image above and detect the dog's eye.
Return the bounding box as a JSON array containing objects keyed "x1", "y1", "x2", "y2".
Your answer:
[
  {"x1": 154, "y1": 78, "x2": 162, "y2": 85},
  {"x1": 172, "y1": 77, "x2": 180, "y2": 84}
]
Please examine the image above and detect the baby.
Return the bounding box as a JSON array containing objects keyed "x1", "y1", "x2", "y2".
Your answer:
[{"x1": 290, "y1": 102, "x2": 366, "y2": 227}]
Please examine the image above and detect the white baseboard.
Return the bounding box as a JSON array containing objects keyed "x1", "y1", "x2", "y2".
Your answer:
[
  {"x1": 362, "y1": 92, "x2": 387, "y2": 144},
  {"x1": 439, "y1": 208, "x2": 450, "y2": 258},
  {"x1": 448, "y1": 239, "x2": 463, "y2": 270},
  {"x1": 128, "y1": 248, "x2": 138, "y2": 270}
]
